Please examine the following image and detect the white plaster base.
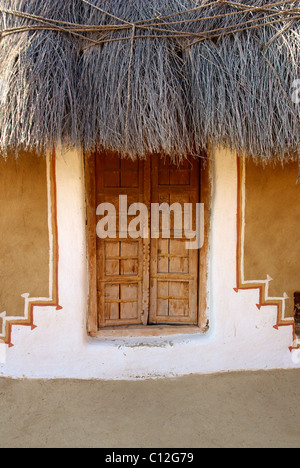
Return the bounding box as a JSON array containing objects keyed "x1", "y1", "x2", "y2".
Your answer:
[{"x1": 0, "y1": 147, "x2": 298, "y2": 380}]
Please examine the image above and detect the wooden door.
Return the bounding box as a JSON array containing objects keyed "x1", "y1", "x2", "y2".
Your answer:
[
  {"x1": 149, "y1": 155, "x2": 200, "y2": 325},
  {"x1": 96, "y1": 152, "x2": 150, "y2": 328},
  {"x1": 90, "y1": 151, "x2": 200, "y2": 330}
]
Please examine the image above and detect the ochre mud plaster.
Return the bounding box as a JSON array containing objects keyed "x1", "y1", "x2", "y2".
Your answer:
[
  {"x1": 236, "y1": 156, "x2": 299, "y2": 347},
  {"x1": 0, "y1": 151, "x2": 60, "y2": 346}
]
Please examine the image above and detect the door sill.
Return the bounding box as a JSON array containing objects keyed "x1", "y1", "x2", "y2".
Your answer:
[{"x1": 90, "y1": 324, "x2": 205, "y2": 339}]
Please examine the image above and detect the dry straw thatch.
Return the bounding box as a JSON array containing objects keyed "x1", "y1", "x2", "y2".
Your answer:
[{"x1": 0, "y1": 0, "x2": 299, "y2": 161}]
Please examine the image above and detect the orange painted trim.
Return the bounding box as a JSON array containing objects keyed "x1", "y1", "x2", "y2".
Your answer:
[
  {"x1": 3, "y1": 151, "x2": 62, "y2": 348},
  {"x1": 235, "y1": 155, "x2": 298, "y2": 351}
]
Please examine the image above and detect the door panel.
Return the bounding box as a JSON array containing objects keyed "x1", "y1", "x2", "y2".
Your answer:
[
  {"x1": 96, "y1": 152, "x2": 148, "y2": 327},
  {"x1": 149, "y1": 155, "x2": 200, "y2": 325}
]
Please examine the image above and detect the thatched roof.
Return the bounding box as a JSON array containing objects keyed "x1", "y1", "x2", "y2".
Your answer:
[{"x1": 0, "y1": 0, "x2": 299, "y2": 161}]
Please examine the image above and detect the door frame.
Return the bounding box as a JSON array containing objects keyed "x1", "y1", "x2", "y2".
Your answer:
[{"x1": 84, "y1": 151, "x2": 211, "y2": 337}]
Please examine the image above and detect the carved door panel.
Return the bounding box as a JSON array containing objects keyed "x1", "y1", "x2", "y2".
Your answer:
[
  {"x1": 149, "y1": 156, "x2": 200, "y2": 325},
  {"x1": 96, "y1": 152, "x2": 150, "y2": 327}
]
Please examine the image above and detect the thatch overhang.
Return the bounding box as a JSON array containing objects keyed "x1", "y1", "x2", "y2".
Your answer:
[{"x1": 0, "y1": 0, "x2": 299, "y2": 162}]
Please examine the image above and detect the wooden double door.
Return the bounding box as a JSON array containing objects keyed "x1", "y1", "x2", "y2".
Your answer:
[{"x1": 89, "y1": 151, "x2": 200, "y2": 330}]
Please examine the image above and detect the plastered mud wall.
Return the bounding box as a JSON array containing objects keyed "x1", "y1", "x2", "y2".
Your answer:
[
  {"x1": 0, "y1": 151, "x2": 59, "y2": 346},
  {"x1": 0, "y1": 147, "x2": 298, "y2": 378},
  {"x1": 243, "y1": 159, "x2": 300, "y2": 320}
]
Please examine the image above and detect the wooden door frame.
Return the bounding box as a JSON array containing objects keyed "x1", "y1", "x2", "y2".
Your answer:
[{"x1": 84, "y1": 151, "x2": 211, "y2": 337}]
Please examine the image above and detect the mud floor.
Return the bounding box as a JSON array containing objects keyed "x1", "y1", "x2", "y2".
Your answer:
[{"x1": 0, "y1": 369, "x2": 299, "y2": 448}]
